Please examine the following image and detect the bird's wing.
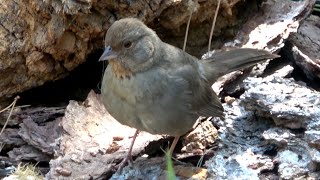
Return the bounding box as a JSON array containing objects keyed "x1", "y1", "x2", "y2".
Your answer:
[
  {"x1": 158, "y1": 43, "x2": 224, "y2": 118},
  {"x1": 169, "y1": 62, "x2": 224, "y2": 118}
]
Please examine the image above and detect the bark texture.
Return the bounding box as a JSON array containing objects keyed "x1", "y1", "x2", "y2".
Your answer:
[{"x1": 0, "y1": 0, "x2": 257, "y2": 101}]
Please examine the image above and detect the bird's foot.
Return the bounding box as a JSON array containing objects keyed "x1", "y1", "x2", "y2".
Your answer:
[
  {"x1": 116, "y1": 154, "x2": 133, "y2": 172},
  {"x1": 115, "y1": 130, "x2": 139, "y2": 172}
]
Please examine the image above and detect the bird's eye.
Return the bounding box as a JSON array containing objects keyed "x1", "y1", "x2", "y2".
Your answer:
[{"x1": 123, "y1": 41, "x2": 132, "y2": 49}]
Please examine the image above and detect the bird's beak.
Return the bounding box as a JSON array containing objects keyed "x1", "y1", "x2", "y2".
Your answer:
[{"x1": 99, "y1": 46, "x2": 118, "y2": 61}]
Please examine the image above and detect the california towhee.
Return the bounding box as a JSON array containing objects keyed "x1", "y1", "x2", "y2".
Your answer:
[{"x1": 99, "y1": 18, "x2": 278, "y2": 170}]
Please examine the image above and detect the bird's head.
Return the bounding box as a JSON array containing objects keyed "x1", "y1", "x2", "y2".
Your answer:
[{"x1": 99, "y1": 18, "x2": 159, "y2": 75}]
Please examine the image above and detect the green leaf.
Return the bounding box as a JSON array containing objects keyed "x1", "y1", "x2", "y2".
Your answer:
[{"x1": 166, "y1": 150, "x2": 176, "y2": 180}]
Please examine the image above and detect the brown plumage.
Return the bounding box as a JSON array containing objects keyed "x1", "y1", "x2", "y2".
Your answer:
[{"x1": 109, "y1": 60, "x2": 133, "y2": 79}]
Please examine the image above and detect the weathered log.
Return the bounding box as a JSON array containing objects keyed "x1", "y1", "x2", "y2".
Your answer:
[
  {"x1": 7, "y1": 145, "x2": 51, "y2": 162},
  {"x1": 0, "y1": 106, "x2": 65, "y2": 126},
  {"x1": 288, "y1": 15, "x2": 320, "y2": 81},
  {"x1": 0, "y1": 128, "x2": 25, "y2": 146},
  {"x1": 210, "y1": 0, "x2": 316, "y2": 96},
  {"x1": 19, "y1": 118, "x2": 62, "y2": 155},
  {"x1": 46, "y1": 91, "x2": 162, "y2": 179}
]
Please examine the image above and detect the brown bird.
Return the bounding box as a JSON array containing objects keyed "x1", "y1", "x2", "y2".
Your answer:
[{"x1": 99, "y1": 18, "x2": 278, "y2": 170}]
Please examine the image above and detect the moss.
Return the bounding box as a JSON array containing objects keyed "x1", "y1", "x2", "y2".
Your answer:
[{"x1": 10, "y1": 163, "x2": 44, "y2": 180}]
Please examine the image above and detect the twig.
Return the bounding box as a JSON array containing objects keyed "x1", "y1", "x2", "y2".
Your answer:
[
  {"x1": 0, "y1": 99, "x2": 17, "y2": 114},
  {"x1": 0, "y1": 96, "x2": 20, "y2": 136},
  {"x1": 160, "y1": 147, "x2": 185, "y2": 165},
  {"x1": 208, "y1": 0, "x2": 221, "y2": 53},
  {"x1": 183, "y1": 7, "x2": 194, "y2": 51},
  {"x1": 183, "y1": 0, "x2": 198, "y2": 51},
  {"x1": 0, "y1": 143, "x2": 4, "y2": 153}
]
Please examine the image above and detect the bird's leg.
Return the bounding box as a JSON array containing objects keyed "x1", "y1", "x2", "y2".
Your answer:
[
  {"x1": 169, "y1": 136, "x2": 180, "y2": 156},
  {"x1": 117, "y1": 130, "x2": 139, "y2": 172}
]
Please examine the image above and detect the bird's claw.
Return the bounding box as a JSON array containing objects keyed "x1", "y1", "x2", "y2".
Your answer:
[{"x1": 116, "y1": 155, "x2": 133, "y2": 172}]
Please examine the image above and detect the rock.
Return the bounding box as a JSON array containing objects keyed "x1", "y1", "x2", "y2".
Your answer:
[
  {"x1": 241, "y1": 74, "x2": 320, "y2": 130},
  {"x1": 7, "y1": 145, "x2": 51, "y2": 162},
  {"x1": 206, "y1": 100, "x2": 276, "y2": 180},
  {"x1": 262, "y1": 127, "x2": 295, "y2": 148},
  {"x1": 305, "y1": 130, "x2": 320, "y2": 150},
  {"x1": 206, "y1": 63, "x2": 320, "y2": 179},
  {"x1": 181, "y1": 119, "x2": 218, "y2": 153},
  {"x1": 110, "y1": 157, "x2": 208, "y2": 180},
  {"x1": 277, "y1": 150, "x2": 309, "y2": 180},
  {"x1": 289, "y1": 15, "x2": 320, "y2": 81},
  {"x1": 46, "y1": 91, "x2": 162, "y2": 179}
]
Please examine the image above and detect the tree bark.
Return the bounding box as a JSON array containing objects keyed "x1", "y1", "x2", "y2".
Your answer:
[{"x1": 0, "y1": 0, "x2": 262, "y2": 100}]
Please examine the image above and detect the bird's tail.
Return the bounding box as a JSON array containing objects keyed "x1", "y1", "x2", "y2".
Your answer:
[{"x1": 201, "y1": 48, "x2": 279, "y2": 84}]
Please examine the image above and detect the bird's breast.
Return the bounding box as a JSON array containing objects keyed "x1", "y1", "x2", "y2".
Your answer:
[{"x1": 101, "y1": 65, "x2": 197, "y2": 136}]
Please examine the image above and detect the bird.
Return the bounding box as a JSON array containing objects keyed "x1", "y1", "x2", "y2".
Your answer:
[{"x1": 99, "y1": 18, "x2": 278, "y2": 170}]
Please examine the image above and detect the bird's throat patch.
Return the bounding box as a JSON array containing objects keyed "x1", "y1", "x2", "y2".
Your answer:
[{"x1": 109, "y1": 60, "x2": 133, "y2": 79}]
